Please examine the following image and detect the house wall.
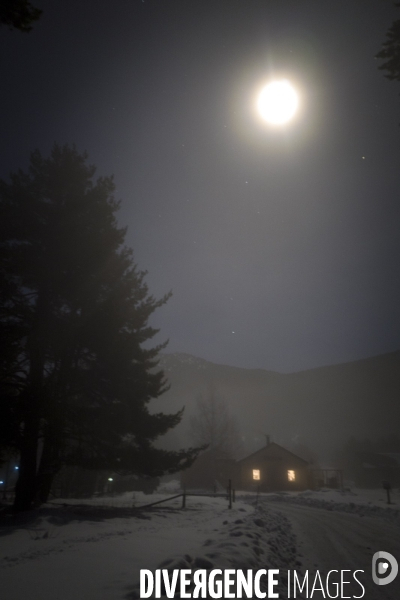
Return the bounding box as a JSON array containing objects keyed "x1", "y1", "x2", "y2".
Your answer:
[
  {"x1": 236, "y1": 445, "x2": 310, "y2": 492},
  {"x1": 181, "y1": 444, "x2": 312, "y2": 492}
]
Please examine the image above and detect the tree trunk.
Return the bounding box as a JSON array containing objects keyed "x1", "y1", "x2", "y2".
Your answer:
[
  {"x1": 14, "y1": 296, "x2": 48, "y2": 511},
  {"x1": 13, "y1": 416, "x2": 40, "y2": 511},
  {"x1": 36, "y1": 432, "x2": 60, "y2": 504},
  {"x1": 36, "y1": 472, "x2": 55, "y2": 504}
]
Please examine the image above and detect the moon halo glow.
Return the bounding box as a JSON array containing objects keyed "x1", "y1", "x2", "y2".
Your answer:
[{"x1": 257, "y1": 80, "x2": 299, "y2": 125}]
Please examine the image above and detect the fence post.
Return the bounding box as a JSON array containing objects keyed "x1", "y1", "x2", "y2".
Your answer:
[
  {"x1": 228, "y1": 479, "x2": 232, "y2": 509},
  {"x1": 232, "y1": 489, "x2": 235, "y2": 503},
  {"x1": 181, "y1": 490, "x2": 186, "y2": 509},
  {"x1": 382, "y1": 481, "x2": 391, "y2": 505}
]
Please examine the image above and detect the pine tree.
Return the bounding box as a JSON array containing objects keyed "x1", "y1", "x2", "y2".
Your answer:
[
  {"x1": 0, "y1": 0, "x2": 42, "y2": 32},
  {"x1": 0, "y1": 144, "x2": 198, "y2": 510},
  {"x1": 376, "y1": 4, "x2": 400, "y2": 82}
]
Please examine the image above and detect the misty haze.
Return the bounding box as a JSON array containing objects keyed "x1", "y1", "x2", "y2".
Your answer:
[{"x1": 1, "y1": 1, "x2": 400, "y2": 599}]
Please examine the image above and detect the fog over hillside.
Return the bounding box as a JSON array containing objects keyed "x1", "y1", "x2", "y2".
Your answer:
[{"x1": 151, "y1": 351, "x2": 400, "y2": 463}]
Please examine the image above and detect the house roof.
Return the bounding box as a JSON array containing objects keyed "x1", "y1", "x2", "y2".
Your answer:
[{"x1": 236, "y1": 442, "x2": 309, "y2": 465}]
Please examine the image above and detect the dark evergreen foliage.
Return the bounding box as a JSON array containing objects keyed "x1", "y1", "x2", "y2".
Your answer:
[
  {"x1": 376, "y1": 3, "x2": 400, "y2": 81},
  {"x1": 0, "y1": 0, "x2": 42, "y2": 32},
  {"x1": 0, "y1": 144, "x2": 199, "y2": 510}
]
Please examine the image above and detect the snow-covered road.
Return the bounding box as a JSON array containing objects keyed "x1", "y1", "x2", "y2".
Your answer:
[{"x1": 261, "y1": 497, "x2": 400, "y2": 599}]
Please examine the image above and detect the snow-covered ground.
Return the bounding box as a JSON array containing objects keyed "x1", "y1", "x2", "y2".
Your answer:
[
  {"x1": 1, "y1": 486, "x2": 399, "y2": 599},
  {"x1": 259, "y1": 486, "x2": 400, "y2": 521},
  {"x1": 267, "y1": 485, "x2": 400, "y2": 509},
  {"x1": 257, "y1": 488, "x2": 400, "y2": 600}
]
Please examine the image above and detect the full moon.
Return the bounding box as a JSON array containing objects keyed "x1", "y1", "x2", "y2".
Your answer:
[{"x1": 257, "y1": 80, "x2": 299, "y2": 125}]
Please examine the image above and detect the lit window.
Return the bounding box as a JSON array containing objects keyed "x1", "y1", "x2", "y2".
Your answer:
[
  {"x1": 253, "y1": 469, "x2": 260, "y2": 480},
  {"x1": 288, "y1": 470, "x2": 295, "y2": 481}
]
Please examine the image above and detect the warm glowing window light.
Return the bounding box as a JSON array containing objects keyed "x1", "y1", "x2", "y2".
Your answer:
[
  {"x1": 288, "y1": 470, "x2": 295, "y2": 482},
  {"x1": 253, "y1": 469, "x2": 260, "y2": 480}
]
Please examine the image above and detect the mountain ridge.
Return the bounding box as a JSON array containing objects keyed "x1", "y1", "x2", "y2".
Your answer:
[{"x1": 153, "y1": 350, "x2": 400, "y2": 461}]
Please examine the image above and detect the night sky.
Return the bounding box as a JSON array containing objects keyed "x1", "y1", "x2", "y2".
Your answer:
[{"x1": 2, "y1": 0, "x2": 400, "y2": 373}]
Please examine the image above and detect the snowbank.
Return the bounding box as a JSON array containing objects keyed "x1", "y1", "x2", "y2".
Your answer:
[{"x1": 0, "y1": 493, "x2": 301, "y2": 600}]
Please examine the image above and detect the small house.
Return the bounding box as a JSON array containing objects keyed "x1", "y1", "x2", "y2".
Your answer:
[{"x1": 235, "y1": 441, "x2": 311, "y2": 492}]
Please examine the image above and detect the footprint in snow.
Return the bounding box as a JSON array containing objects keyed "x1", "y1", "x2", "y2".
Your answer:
[{"x1": 193, "y1": 557, "x2": 215, "y2": 569}]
